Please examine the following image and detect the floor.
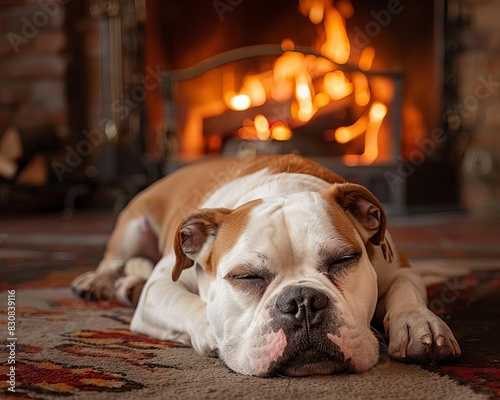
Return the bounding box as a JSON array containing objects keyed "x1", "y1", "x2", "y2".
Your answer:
[
  {"x1": 1, "y1": 209, "x2": 499, "y2": 290},
  {"x1": 1, "y1": 209, "x2": 499, "y2": 259},
  {"x1": 0, "y1": 209, "x2": 499, "y2": 399}
]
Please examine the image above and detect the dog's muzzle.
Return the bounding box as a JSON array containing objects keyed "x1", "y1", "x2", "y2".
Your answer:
[
  {"x1": 275, "y1": 285, "x2": 329, "y2": 330},
  {"x1": 268, "y1": 285, "x2": 352, "y2": 376}
]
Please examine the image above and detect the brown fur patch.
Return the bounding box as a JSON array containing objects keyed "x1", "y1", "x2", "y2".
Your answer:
[
  {"x1": 319, "y1": 197, "x2": 363, "y2": 253},
  {"x1": 395, "y1": 246, "x2": 412, "y2": 268},
  {"x1": 104, "y1": 155, "x2": 351, "y2": 280},
  {"x1": 172, "y1": 208, "x2": 231, "y2": 281},
  {"x1": 321, "y1": 183, "x2": 387, "y2": 245},
  {"x1": 211, "y1": 199, "x2": 263, "y2": 277},
  {"x1": 248, "y1": 154, "x2": 346, "y2": 185}
]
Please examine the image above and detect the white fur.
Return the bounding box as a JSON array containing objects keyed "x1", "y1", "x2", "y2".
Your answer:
[
  {"x1": 207, "y1": 192, "x2": 379, "y2": 375},
  {"x1": 129, "y1": 168, "x2": 461, "y2": 376}
]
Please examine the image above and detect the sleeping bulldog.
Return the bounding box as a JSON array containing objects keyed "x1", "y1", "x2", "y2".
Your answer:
[{"x1": 72, "y1": 154, "x2": 460, "y2": 376}]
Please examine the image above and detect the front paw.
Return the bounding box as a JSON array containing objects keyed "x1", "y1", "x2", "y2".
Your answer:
[
  {"x1": 190, "y1": 323, "x2": 218, "y2": 358},
  {"x1": 71, "y1": 271, "x2": 117, "y2": 301},
  {"x1": 385, "y1": 308, "x2": 461, "y2": 364}
]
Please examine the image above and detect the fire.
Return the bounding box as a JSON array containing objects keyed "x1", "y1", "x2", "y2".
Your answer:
[
  {"x1": 189, "y1": 0, "x2": 391, "y2": 164},
  {"x1": 320, "y1": 6, "x2": 350, "y2": 64},
  {"x1": 229, "y1": 94, "x2": 251, "y2": 111},
  {"x1": 323, "y1": 70, "x2": 352, "y2": 100},
  {"x1": 271, "y1": 122, "x2": 292, "y2": 141},
  {"x1": 352, "y1": 72, "x2": 370, "y2": 106},
  {"x1": 254, "y1": 114, "x2": 271, "y2": 140},
  {"x1": 358, "y1": 46, "x2": 375, "y2": 71},
  {"x1": 335, "y1": 0, "x2": 354, "y2": 19},
  {"x1": 299, "y1": 0, "x2": 325, "y2": 23},
  {"x1": 362, "y1": 102, "x2": 387, "y2": 163},
  {"x1": 241, "y1": 75, "x2": 267, "y2": 107},
  {"x1": 238, "y1": 116, "x2": 292, "y2": 142},
  {"x1": 341, "y1": 102, "x2": 387, "y2": 165},
  {"x1": 272, "y1": 51, "x2": 306, "y2": 102},
  {"x1": 334, "y1": 113, "x2": 369, "y2": 143},
  {"x1": 294, "y1": 72, "x2": 315, "y2": 122},
  {"x1": 314, "y1": 92, "x2": 330, "y2": 108},
  {"x1": 308, "y1": 0, "x2": 326, "y2": 24},
  {"x1": 370, "y1": 102, "x2": 388, "y2": 121}
]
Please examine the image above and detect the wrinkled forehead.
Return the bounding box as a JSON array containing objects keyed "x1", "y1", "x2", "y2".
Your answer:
[{"x1": 213, "y1": 192, "x2": 359, "y2": 273}]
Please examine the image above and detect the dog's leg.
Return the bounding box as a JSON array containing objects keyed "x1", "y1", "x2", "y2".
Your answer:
[
  {"x1": 130, "y1": 255, "x2": 217, "y2": 357},
  {"x1": 374, "y1": 243, "x2": 461, "y2": 363},
  {"x1": 114, "y1": 257, "x2": 154, "y2": 306},
  {"x1": 71, "y1": 208, "x2": 161, "y2": 302}
]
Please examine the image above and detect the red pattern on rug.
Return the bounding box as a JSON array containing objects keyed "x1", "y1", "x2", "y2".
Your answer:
[
  {"x1": 423, "y1": 270, "x2": 500, "y2": 399},
  {"x1": 0, "y1": 264, "x2": 499, "y2": 399}
]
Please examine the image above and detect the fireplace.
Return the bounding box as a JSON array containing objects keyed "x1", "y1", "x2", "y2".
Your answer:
[
  {"x1": 143, "y1": 0, "x2": 457, "y2": 213},
  {"x1": 162, "y1": 43, "x2": 402, "y2": 166}
]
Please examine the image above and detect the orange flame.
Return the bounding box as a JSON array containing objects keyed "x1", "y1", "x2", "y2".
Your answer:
[
  {"x1": 254, "y1": 114, "x2": 271, "y2": 140},
  {"x1": 299, "y1": 0, "x2": 323, "y2": 23},
  {"x1": 341, "y1": 102, "x2": 387, "y2": 165},
  {"x1": 314, "y1": 92, "x2": 330, "y2": 109},
  {"x1": 309, "y1": 0, "x2": 326, "y2": 24},
  {"x1": 241, "y1": 75, "x2": 267, "y2": 107},
  {"x1": 271, "y1": 122, "x2": 292, "y2": 141},
  {"x1": 273, "y1": 51, "x2": 306, "y2": 81},
  {"x1": 358, "y1": 46, "x2": 375, "y2": 71},
  {"x1": 228, "y1": 94, "x2": 251, "y2": 111},
  {"x1": 334, "y1": 113, "x2": 369, "y2": 143},
  {"x1": 336, "y1": 0, "x2": 354, "y2": 19},
  {"x1": 323, "y1": 70, "x2": 353, "y2": 100},
  {"x1": 361, "y1": 102, "x2": 387, "y2": 163},
  {"x1": 272, "y1": 51, "x2": 306, "y2": 102},
  {"x1": 320, "y1": 6, "x2": 350, "y2": 64},
  {"x1": 352, "y1": 72, "x2": 370, "y2": 106},
  {"x1": 295, "y1": 72, "x2": 315, "y2": 122},
  {"x1": 226, "y1": 0, "x2": 386, "y2": 165}
]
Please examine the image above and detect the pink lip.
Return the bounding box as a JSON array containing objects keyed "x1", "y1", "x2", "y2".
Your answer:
[{"x1": 250, "y1": 329, "x2": 288, "y2": 375}]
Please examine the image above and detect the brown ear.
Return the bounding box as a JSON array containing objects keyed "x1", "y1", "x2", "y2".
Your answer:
[
  {"x1": 322, "y1": 183, "x2": 393, "y2": 262},
  {"x1": 172, "y1": 208, "x2": 231, "y2": 282}
]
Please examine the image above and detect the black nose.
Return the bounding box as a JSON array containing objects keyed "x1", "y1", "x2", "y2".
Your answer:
[{"x1": 275, "y1": 286, "x2": 329, "y2": 329}]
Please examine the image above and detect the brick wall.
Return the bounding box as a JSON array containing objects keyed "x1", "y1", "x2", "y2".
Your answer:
[
  {"x1": 0, "y1": 0, "x2": 68, "y2": 136},
  {"x1": 454, "y1": 0, "x2": 500, "y2": 214}
]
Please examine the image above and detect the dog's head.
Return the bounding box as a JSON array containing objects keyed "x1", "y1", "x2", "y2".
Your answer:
[{"x1": 172, "y1": 183, "x2": 391, "y2": 376}]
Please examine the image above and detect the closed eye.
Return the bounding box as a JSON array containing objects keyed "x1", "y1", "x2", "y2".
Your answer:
[
  {"x1": 332, "y1": 254, "x2": 359, "y2": 265},
  {"x1": 225, "y1": 266, "x2": 273, "y2": 295},
  {"x1": 326, "y1": 253, "x2": 360, "y2": 275},
  {"x1": 233, "y1": 273, "x2": 264, "y2": 281}
]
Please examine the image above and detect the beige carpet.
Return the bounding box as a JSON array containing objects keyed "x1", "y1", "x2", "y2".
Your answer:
[{"x1": 0, "y1": 288, "x2": 488, "y2": 400}]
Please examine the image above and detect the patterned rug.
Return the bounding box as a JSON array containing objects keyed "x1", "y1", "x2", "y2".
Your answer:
[{"x1": 1, "y1": 258, "x2": 499, "y2": 399}]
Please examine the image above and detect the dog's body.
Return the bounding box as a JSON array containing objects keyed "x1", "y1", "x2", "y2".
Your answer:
[{"x1": 72, "y1": 155, "x2": 460, "y2": 376}]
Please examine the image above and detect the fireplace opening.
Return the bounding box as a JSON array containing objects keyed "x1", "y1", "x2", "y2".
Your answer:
[
  {"x1": 162, "y1": 43, "x2": 401, "y2": 168},
  {"x1": 141, "y1": 0, "x2": 453, "y2": 212}
]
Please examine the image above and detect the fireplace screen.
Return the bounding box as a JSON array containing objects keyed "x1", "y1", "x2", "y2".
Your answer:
[
  {"x1": 149, "y1": 0, "x2": 446, "y2": 211},
  {"x1": 161, "y1": 0, "x2": 404, "y2": 168}
]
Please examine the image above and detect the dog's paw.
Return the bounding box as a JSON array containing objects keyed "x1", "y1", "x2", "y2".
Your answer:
[
  {"x1": 385, "y1": 308, "x2": 461, "y2": 364},
  {"x1": 115, "y1": 275, "x2": 146, "y2": 306},
  {"x1": 190, "y1": 322, "x2": 218, "y2": 358},
  {"x1": 71, "y1": 271, "x2": 117, "y2": 301}
]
